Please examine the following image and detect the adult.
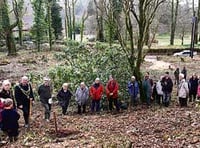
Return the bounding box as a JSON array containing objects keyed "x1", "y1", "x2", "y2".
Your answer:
[
  {"x1": 57, "y1": 83, "x2": 72, "y2": 115},
  {"x1": 181, "y1": 66, "x2": 187, "y2": 80},
  {"x1": 142, "y1": 73, "x2": 152, "y2": 106},
  {"x1": 188, "y1": 73, "x2": 198, "y2": 102},
  {"x1": 90, "y1": 78, "x2": 104, "y2": 112},
  {"x1": 161, "y1": 72, "x2": 173, "y2": 107},
  {"x1": 178, "y1": 73, "x2": 189, "y2": 107},
  {"x1": 156, "y1": 76, "x2": 163, "y2": 105},
  {"x1": 0, "y1": 80, "x2": 16, "y2": 109},
  {"x1": 38, "y1": 77, "x2": 52, "y2": 122},
  {"x1": 128, "y1": 76, "x2": 139, "y2": 107},
  {"x1": 174, "y1": 68, "x2": 179, "y2": 85},
  {"x1": 106, "y1": 75, "x2": 120, "y2": 112},
  {"x1": 14, "y1": 76, "x2": 34, "y2": 128},
  {"x1": 75, "y1": 82, "x2": 89, "y2": 114}
]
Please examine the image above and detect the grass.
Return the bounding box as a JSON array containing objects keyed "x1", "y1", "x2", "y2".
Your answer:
[{"x1": 155, "y1": 34, "x2": 200, "y2": 48}]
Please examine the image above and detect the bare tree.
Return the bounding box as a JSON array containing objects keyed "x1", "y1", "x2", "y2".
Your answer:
[
  {"x1": 170, "y1": 0, "x2": 179, "y2": 45},
  {"x1": 115, "y1": 0, "x2": 166, "y2": 83},
  {"x1": 80, "y1": 10, "x2": 89, "y2": 42},
  {"x1": 0, "y1": 0, "x2": 19, "y2": 56},
  {"x1": 94, "y1": 0, "x2": 104, "y2": 42}
]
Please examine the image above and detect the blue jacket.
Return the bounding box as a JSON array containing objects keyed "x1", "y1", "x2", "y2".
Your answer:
[{"x1": 128, "y1": 81, "x2": 139, "y2": 98}]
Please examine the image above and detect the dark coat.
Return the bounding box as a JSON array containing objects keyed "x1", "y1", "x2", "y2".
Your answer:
[
  {"x1": 57, "y1": 89, "x2": 72, "y2": 107},
  {"x1": 161, "y1": 77, "x2": 173, "y2": 93},
  {"x1": 14, "y1": 83, "x2": 34, "y2": 107},
  {"x1": 189, "y1": 77, "x2": 198, "y2": 93},
  {"x1": 38, "y1": 84, "x2": 52, "y2": 104},
  {"x1": 1, "y1": 109, "x2": 20, "y2": 134},
  {"x1": 0, "y1": 89, "x2": 16, "y2": 108}
]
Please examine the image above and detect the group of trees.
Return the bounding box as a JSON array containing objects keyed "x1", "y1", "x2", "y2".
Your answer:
[
  {"x1": 0, "y1": 0, "x2": 62, "y2": 54},
  {"x1": 1, "y1": 0, "x2": 200, "y2": 98}
]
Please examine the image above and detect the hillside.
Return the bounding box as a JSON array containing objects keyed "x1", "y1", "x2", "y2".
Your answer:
[{"x1": 0, "y1": 50, "x2": 200, "y2": 147}]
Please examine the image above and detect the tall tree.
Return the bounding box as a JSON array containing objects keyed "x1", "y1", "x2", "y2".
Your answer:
[
  {"x1": 198, "y1": 0, "x2": 200, "y2": 41},
  {"x1": 17, "y1": 0, "x2": 25, "y2": 46},
  {"x1": 46, "y1": 0, "x2": 53, "y2": 50},
  {"x1": 94, "y1": 0, "x2": 105, "y2": 42},
  {"x1": 103, "y1": 0, "x2": 122, "y2": 46},
  {"x1": 65, "y1": 0, "x2": 72, "y2": 39},
  {"x1": 32, "y1": 0, "x2": 47, "y2": 51},
  {"x1": 51, "y1": 0, "x2": 62, "y2": 40},
  {"x1": 114, "y1": 0, "x2": 165, "y2": 98},
  {"x1": 0, "y1": 0, "x2": 19, "y2": 56},
  {"x1": 72, "y1": 0, "x2": 77, "y2": 40},
  {"x1": 80, "y1": 10, "x2": 88, "y2": 42},
  {"x1": 170, "y1": 0, "x2": 179, "y2": 45}
]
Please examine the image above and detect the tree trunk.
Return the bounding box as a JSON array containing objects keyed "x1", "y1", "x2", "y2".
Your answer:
[
  {"x1": 94, "y1": 0, "x2": 104, "y2": 42},
  {"x1": 18, "y1": 19, "x2": 23, "y2": 46},
  {"x1": 170, "y1": 0, "x2": 179, "y2": 45},
  {"x1": 72, "y1": 0, "x2": 76, "y2": 40},
  {"x1": 170, "y1": 0, "x2": 175, "y2": 45},
  {"x1": 198, "y1": 0, "x2": 200, "y2": 42},
  {"x1": 68, "y1": 6, "x2": 72, "y2": 40},
  {"x1": 65, "y1": 0, "x2": 68, "y2": 38},
  {"x1": 47, "y1": 1, "x2": 52, "y2": 51},
  {"x1": 80, "y1": 11, "x2": 88, "y2": 42},
  {"x1": 6, "y1": 30, "x2": 17, "y2": 56},
  {"x1": 1, "y1": 0, "x2": 18, "y2": 56}
]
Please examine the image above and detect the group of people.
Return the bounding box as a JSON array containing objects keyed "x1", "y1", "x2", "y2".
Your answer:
[
  {"x1": 0, "y1": 75, "x2": 120, "y2": 142},
  {"x1": 0, "y1": 69, "x2": 199, "y2": 143}
]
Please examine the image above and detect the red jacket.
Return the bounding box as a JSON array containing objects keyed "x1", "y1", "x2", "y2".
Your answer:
[
  {"x1": 106, "y1": 79, "x2": 119, "y2": 99},
  {"x1": 0, "y1": 100, "x2": 4, "y2": 122},
  {"x1": 90, "y1": 84, "x2": 104, "y2": 100}
]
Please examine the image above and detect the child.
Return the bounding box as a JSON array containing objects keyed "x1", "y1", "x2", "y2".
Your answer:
[{"x1": 1, "y1": 98, "x2": 20, "y2": 142}]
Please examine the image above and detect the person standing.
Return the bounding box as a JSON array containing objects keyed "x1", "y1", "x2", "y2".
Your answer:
[
  {"x1": 38, "y1": 77, "x2": 53, "y2": 122},
  {"x1": 90, "y1": 78, "x2": 104, "y2": 112},
  {"x1": 174, "y1": 68, "x2": 179, "y2": 85},
  {"x1": 0, "y1": 80, "x2": 16, "y2": 109},
  {"x1": 106, "y1": 75, "x2": 120, "y2": 112},
  {"x1": 197, "y1": 80, "x2": 200, "y2": 101},
  {"x1": 161, "y1": 72, "x2": 173, "y2": 107},
  {"x1": 14, "y1": 76, "x2": 34, "y2": 128},
  {"x1": 1, "y1": 98, "x2": 20, "y2": 142},
  {"x1": 128, "y1": 76, "x2": 139, "y2": 107},
  {"x1": 188, "y1": 73, "x2": 198, "y2": 102},
  {"x1": 57, "y1": 83, "x2": 72, "y2": 115},
  {"x1": 142, "y1": 74, "x2": 152, "y2": 106},
  {"x1": 75, "y1": 82, "x2": 89, "y2": 114},
  {"x1": 156, "y1": 76, "x2": 163, "y2": 105},
  {"x1": 178, "y1": 73, "x2": 189, "y2": 107},
  {"x1": 181, "y1": 66, "x2": 187, "y2": 80}
]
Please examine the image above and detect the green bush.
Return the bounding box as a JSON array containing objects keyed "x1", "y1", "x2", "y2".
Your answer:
[{"x1": 49, "y1": 41, "x2": 132, "y2": 107}]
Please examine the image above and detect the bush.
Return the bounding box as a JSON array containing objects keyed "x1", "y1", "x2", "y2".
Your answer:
[{"x1": 48, "y1": 41, "x2": 132, "y2": 107}]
